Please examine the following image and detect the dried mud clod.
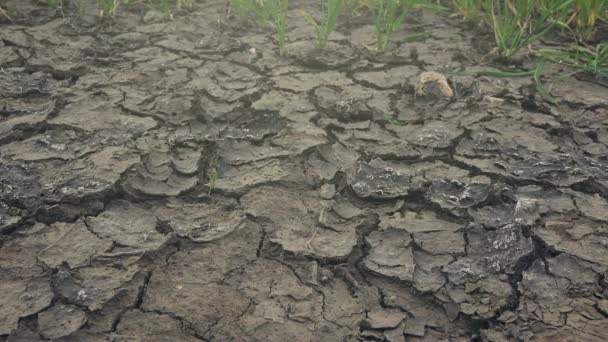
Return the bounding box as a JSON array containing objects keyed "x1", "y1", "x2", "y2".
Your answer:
[{"x1": 1, "y1": 0, "x2": 608, "y2": 341}]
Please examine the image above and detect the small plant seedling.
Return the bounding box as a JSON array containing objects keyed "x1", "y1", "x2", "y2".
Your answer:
[
  {"x1": 302, "y1": 0, "x2": 343, "y2": 49},
  {"x1": 268, "y1": 0, "x2": 290, "y2": 56},
  {"x1": 372, "y1": 0, "x2": 444, "y2": 51}
]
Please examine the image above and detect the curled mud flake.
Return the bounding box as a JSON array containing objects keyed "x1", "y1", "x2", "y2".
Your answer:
[
  {"x1": 188, "y1": 61, "x2": 261, "y2": 102},
  {"x1": 115, "y1": 309, "x2": 200, "y2": 341},
  {"x1": 37, "y1": 303, "x2": 87, "y2": 339},
  {"x1": 362, "y1": 229, "x2": 415, "y2": 282},
  {"x1": 380, "y1": 210, "x2": 462, "y2": 233},
  {"x1": 364, "y1": 309, "x2": 406, "y2": 329},
  {"x1": 353, "y1": 65, "x2": 420, "y2": 90},
  {"x1": 0, "y1": 276, "x2": 54, "y2": 335},
  {"x1": 427, "y1": 178, "x2": 492, "y2": 217},
  {"x1": 49, "y1": 98, "x2": 157, "y2": 133},
  {"x1": 86, "y1": 200, "x2": 168, "y2": 252},
  {"x1": 513, "y1": 198, "x2": 540, "y2": 226},
  {"x1": 535, "y1": 220, "x2": 608, "y2": 267},
  {"x1": 0, "y1": 130, "x2": 83, "y2": 162},
  {"x1": 54, "y1": 265, "x2": 141, "y2": 311},
  {"x1": 213, "y1": 159, "x2": 304, "y2": 195},
  {"x1": 121, "y1": 143, "x2": 206, "y2": 199},
  {"x1": 0, "y1": 99, "x2": 54, "y2": 144},
  {"x1": 252, "y1": 90, "x2": 315, "y2": 116},
  {"x1": 444, "y1": 224, "x2": 534, "y2": 284},
  {"x1": 220, "y1": 111, "x2": 288, "y2": 142},
  {"x1": 313, "y1": 84, "x2": 392, "y2": 122},
  {"x1": 546, "y1": 254, "x2": 601, "y2": 296},
  {"x1": 218, "y1": 140, "x2": 291, "y2": 166},
  {"x1": 413, "y1": 250, "x2": 452, "y2": 293},
  {"x1": 348, "y1": 159, "x2": 412, "y2": 199},
  {"x1": 572, "y1": 192, "x2": 608, "y2": 222},
  {"x1": 335, "y1": 122, "x2": 422, "y2": 161},
  {"x1": 154, "y1": 202, "x2": 246, "y2": 243},
  {"x1": 241, "y1": 186, "x2": 358, "y2": 259},
  {"x1": 413, "y1": 231, "x2": 466, "y2": 255},
  {"x1": 271, "y1": 71, "x2": 352, "y2": 92},
  {"x1": 0, "y1": 201, "x2": 22, "y2": 234},
  {"x1": 391, "y1": 121, "x2": 464, "y2": 150},
  {"x1": 286, "y1": 41, "x2": 358, "y2": 69},
  {"x1": 143, "y1": 280, "x2": 250, "y2": 338},
  {"x1": 36, "y1": 221, "x2": 113, "y2": 269}
]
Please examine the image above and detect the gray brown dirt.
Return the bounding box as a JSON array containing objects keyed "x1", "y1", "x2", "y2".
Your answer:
[{"x1": 1, "y1": 0, "x2": 608, "y2": 341}]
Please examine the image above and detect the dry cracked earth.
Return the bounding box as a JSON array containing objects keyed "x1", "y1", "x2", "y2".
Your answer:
[{"x1": 2, "y1": 1, "x2": 608, "y2": 341}]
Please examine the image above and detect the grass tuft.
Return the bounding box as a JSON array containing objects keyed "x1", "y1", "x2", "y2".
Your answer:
[{"x1": 302, "y1": 0, "x2": 343, "y2": 49}]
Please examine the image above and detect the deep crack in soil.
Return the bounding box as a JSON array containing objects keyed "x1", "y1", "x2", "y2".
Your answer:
[{"x1": 1, "y1": 0, "x2": 608, "y2": 341}]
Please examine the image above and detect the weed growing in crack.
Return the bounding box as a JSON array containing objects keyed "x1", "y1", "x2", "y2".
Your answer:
[
  {"x1": 230, "y1": 0, "x2": 290, "y2": 56},
  {"x1": 177, "y1": 0, "x2": 194, "y2": 10},
  {"x1": 372, "y1": 0, "x2": 444, "y2": 51},
  {"x1": 342, "y1": 0, "x2": 369, "y2": 19},
  {"x1": 452, "y1": 0, "x2": 483, "y2": 22},
  {"x1": 97, "y1": 0, "x2": 121, "y2": 16},
  {"x1": 271, "y1": 0, "x2": 290, "y2": 56},
  {"x1": 302, "y1": 0, "x2": 343, "y2": 49}
]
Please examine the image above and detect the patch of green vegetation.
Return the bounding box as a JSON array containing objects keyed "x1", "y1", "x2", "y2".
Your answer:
[
  {"x1": 540, "y1": 0, "x2": 608, "y2": 41},
  {"x1": 484, "y1": 0, "x2": 573, "y2": 58},
  {"x1": 302, "y1": 0, "x2": 343, "y2": 49},
  {"x1": 540, "y1": 44, "x2": 608, "y2": 73},
  {"x1": 372, "y1": 0, "x2": 445, "y2": 51}
]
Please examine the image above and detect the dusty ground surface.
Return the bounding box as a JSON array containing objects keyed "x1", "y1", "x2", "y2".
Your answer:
[{"x1": 2, "y1": 0, "x2": 608, "y2": 341}]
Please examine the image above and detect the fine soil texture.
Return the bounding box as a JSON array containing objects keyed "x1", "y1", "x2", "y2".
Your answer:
[{"x1": 2, "y1": 1, "x2": 608, "y2": 341}]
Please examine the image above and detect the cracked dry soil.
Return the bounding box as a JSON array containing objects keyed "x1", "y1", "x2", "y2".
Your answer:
[{"x1": 2, "y1": 0, "x2": 608, "y2": 341}]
